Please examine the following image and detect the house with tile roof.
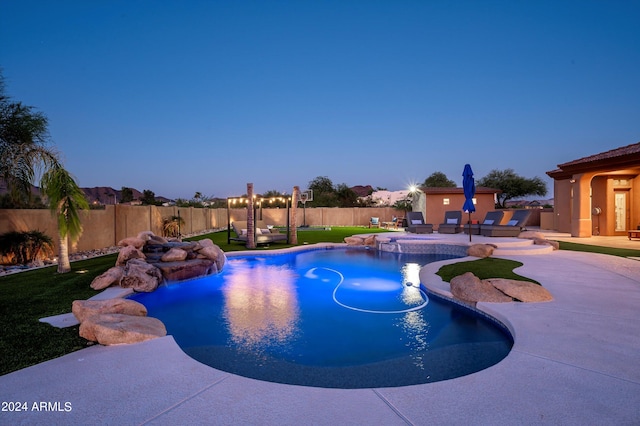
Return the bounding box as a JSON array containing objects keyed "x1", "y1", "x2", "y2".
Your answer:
[{"x1": 547, "y1": 142, "x2": 640, "y2": 237}]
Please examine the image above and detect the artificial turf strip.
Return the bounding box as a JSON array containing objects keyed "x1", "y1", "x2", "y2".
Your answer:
[
  {"x1": 556, "y1": 240, "x2": 640, "y2": 258},
  {"x1": 0, "y1": 227, "x2": 386, "y2": 376},
  {"x1": 186, "y1": 226, "x2": 393, "y2": 252},
  {"x1": 0, "y1": 254, "x2": 117, "y2": 376},
  {"x1": 436, "y1": 257, "x2": 540, "y2": 285}
]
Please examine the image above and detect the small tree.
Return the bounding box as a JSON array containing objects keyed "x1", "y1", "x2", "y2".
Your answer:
[
  {"x1": 141, "y1": 189, "x2": 158, "y2": 205},
  {"x1": 120, "y1": 187, "x2": 134, "y2": 203},
  {"x1": 477, "y1": 169, "x2": 547, "y2": 208},
  {"x1": 335, "y1": 183, "x2": 359, "y2": 207},
  {"x1": 392, "y1": 196, "x2": 413, "y2": 214},
  {"x1": 0, "y1": 71, "x2": 59, "y2": 205},
  {"x1": 422, "y1": 171, "x2": 456, "y2": 188},
  {"x1": 40, "y1": 165, "x2": 89, "y2": 273}
]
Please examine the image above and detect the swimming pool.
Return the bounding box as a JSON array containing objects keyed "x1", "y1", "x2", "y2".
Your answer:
[{"x1": 130, "y1": 247, "x2": 513, "y2": 388}]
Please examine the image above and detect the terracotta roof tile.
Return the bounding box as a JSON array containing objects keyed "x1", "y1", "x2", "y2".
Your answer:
[{"x1": 558, "y1": 142, "x2": 640, "y2": 168}]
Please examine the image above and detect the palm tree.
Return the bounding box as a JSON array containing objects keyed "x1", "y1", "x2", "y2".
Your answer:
[
  {"x1": 1, "y1": 72, "x2": 59, "y2": 205},
  {"x1": 40, "y1": 165, "x2": 89, "y2": 273}
]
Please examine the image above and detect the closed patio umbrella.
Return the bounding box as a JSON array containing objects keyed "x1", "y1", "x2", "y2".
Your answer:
[{"x1": 462, "y1": 164, "x2": 476, "y2": 242}]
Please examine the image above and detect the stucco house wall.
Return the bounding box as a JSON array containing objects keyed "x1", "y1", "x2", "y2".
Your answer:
[{"x1": 547, "y1": 142, "x2": 640, "y2": 237}]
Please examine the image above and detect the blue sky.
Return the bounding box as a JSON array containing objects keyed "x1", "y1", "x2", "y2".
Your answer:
[{"x1": 2, "y1": 1, "x2": 639, "y2": 199}]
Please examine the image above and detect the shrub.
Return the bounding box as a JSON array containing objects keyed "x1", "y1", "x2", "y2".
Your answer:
[
  {"x1": 0, "y1": 230, "x2": 54, "y2": 265},
  {"x1": 162, "y1": 216, "x2": 185, "y2": 238}
]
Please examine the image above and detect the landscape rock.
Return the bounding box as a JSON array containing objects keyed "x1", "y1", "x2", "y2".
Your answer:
[
  {"x1": 117, "y1": 237, "x2": 146, "y2": 249},
  {"x1": 116, "y1": 245, "x2": 146, "y2": 266},
  {"x1": 450, "y1": 272, "x2": 513, "y2": 303},
  {"x1": 533, "y1": 238, "x2": 560, "y2": 250},
  {"x1": 90, "y1": 266, "x2": 124, "y2": 290},
  {"x1": 72, "y1": 298, "x2": 147, "y2": 323},
  {"x1": 196, "y1": 238, "x2": 215, "y2": 249},
  {"x1": 79, "y1": 313, "x2": 166, "y2": 345},
  {"x1": 152, "y1": 259, "x2": 217, "y2": 283},
  {"x1": 485, "y1": 278, "x2": 554, "y2": 302},
  {"x1": 161, "y1": 247, "x2": 188, "y2": 262},
  {"x1": 363, "y1": 235, "x2": 377, "y2": 247},
  {"x1": 467, "y1": 244, "x2": 495, "y2": 258},
  {"x1": 518, "y1": 230, "x2": 546, "y2": 240},
  {"x1": 120, "y1": 259, "x2": 163, "y2": 292},
  {"x1": 197, "y1": 245, "x2": 226, "y2": 271},
  {"x1": 344, "y1": 236, "x2": 364, "y2": 246},
  {"x1": 136, "y1": 231, "x2": 156, "y2": 241}
]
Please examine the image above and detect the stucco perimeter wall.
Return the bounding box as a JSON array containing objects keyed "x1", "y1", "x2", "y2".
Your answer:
[{"x1": 1, "y1": 206, "x2": 403, "y2": 254}]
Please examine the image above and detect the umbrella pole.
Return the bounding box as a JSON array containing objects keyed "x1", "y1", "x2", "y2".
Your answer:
[{"x1": 468, "y1": 212, "x2": 472, "y2": 242}]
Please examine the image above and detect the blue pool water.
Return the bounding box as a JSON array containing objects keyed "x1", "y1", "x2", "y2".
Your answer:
[{"x1": 130, "y1": 247, "x2": 513, "y2": 388}]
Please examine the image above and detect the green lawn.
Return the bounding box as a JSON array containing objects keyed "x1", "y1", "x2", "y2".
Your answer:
[
  {"x1": 436, "y1": 258, "x2": 539, "y2": 284},
  {"x1": 0, "y1": 227, "x2": 388, "y2": 375},
  {"x1": 556, "y1": 240, "x2": 640, "y2": 258},
  {"x1": 2, "y1": 227, "x2": 639, "y2": 376}
]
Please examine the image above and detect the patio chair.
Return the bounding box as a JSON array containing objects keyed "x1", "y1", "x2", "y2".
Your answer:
[
  {"x1": 480, "y1": 210, "x2": 532, "y2": 237},
  {"x1": 463, "y1": 211, "x2": 505, "y2": 235},
  {"x1": 369, "y1": 217, "x2": 381, "y2": 228},
  {"x1": 405, "y1": 211, "x2": 433, "y2": 234},
  {"x1": 437, "y1": 210, "x2": 463, "y2": 234},
  {"x1": 230, "y1": 220, "x2": 287, "y2": 244}
]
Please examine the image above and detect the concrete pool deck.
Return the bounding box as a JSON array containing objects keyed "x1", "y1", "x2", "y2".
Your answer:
[{"x1": 1, "y1": 231, "x2": 640, "y2": 425}]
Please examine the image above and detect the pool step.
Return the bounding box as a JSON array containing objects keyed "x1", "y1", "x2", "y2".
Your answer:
[{"x1": 491, "y1": 237, "x2": 554, "y2": 255}]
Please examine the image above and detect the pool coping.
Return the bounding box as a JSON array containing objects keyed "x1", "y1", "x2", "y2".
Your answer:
[{"x1": 3, "y1": 236, "x2": 640, "y2": 424}]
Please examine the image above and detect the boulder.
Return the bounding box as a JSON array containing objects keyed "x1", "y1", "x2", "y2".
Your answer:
[
  {"x1": 116, "y1": 245, "x2": 146, "y2": 266},
  {"x1": 197, "y1": 245, "x2": 226, "y2": 271},
  {"x1": 90, "y1": 266, "x2": 124, "y2": 290},
  {"x1": 120, "y1": 259, "x2": 163, "y2": 292},
  {"x1": 485, "y1": 278, "x2": 553, "y2": 302},
  {"x1": 161, "y1": 247, "x2": 188, "y2": 262},
  {"x1": 79, "y1": 313, "x2": 166, "y2": 345},
  {"x1": 196, "y1": 238, "x2": 215, "y2": 249},
  {"x1": 363, "y1": 235, "x2": 377, "y2": 247},
  {"x1": 148, "y1": 234, "x2": 168, "y2": 244},
  {"x1": 136, "y1": 231, "x2": 156, "y2": 241},
  {"x1": 518, "y1": 230, "x2": 546, "y2": 240},
  {"x1": 72, "y1": 298, "x2": 147, "y2": 323},
  {"x1": 533, "y1": 238, "x2": 560, "y2": 250},
  {"x1": 165, "y1": 241, "x2": 198, "y2": 252},
  {"x1": 467, "y1": 244, "x2": 495, "y2": 258},
  {"x1": 450, "y1": 272, "x2": 513, "y2": 303},
  {"x1": 152, "y1": 258, "x2": 217, "y2": 283},
  {"x1": 344, "y1": 236, "x2": 364, "y2": 246},
  {"x1": 117, "y1": 237, "x2": 146, "y2": 249}
]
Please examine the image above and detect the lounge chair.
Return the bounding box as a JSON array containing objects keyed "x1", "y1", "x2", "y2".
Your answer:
[
  {"x1": 406, "y1": 211, "x2": 433, "y2": 234},
  {"x1": 480, "y1": 210, "x2": 532, "y2": 237},
  {"x1": 464, "y1": 211, "x2": 505, "y2": 235},
  {"x1": 369, "y1": 217, "x2": 381, "y2": 228},
  {"x1": 437, "y1": 211, "x2": 463, "y2": 234},
  {"x1": 230, "y1": 220, "x2": 288, "y2": 244}
]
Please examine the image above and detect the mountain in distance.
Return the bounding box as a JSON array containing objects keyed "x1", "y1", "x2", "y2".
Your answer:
[
  {"x1": 0, "y1": 180, "x2": 171, "y2": 205},
  {"x1": 81, "y1": 187, "x2": 171, "y2": 205}
]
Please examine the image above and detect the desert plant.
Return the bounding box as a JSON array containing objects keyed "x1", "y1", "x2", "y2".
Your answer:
[
  {"x1": 40, "y1": 165, "x2": 89, "y2": 273},
  {"x1": 0, "y1": 230, "x2": 54, "y2": 265},
  {"x1": 163, "y1": 215, "x2": 185, "y2": 238}
]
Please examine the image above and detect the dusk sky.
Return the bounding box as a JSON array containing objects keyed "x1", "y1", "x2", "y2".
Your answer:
[{"x1": 2, "y1": 1, "x2": 639, "y2": 200}]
